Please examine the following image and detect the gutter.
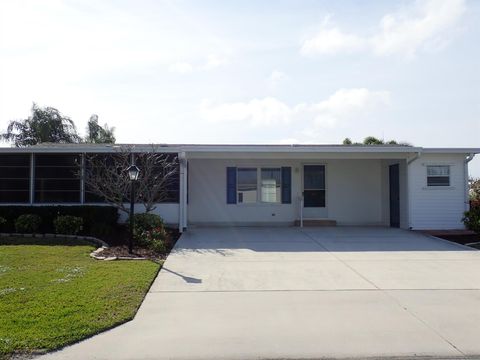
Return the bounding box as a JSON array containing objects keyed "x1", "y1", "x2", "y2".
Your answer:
[{"x1": 407, "y1": 151, "x2": 421, "y2": 165}]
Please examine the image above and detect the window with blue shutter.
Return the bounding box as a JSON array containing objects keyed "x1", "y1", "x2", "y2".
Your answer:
[
  {"x1": 226, "y1": 167, "x2": 237, "y2": 204},
  {"x1": 281, "y1": 167, "x2": 291, "y2": 204}
]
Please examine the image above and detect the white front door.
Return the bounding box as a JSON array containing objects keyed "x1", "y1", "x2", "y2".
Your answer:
[{"x1": 303, "y1": 165, "x2": 327, "y2": 218}]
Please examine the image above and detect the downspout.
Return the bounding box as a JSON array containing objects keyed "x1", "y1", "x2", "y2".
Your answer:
[
  {"x1": 406, "y1": 151, "x2": 421, "y2": 229},
  {"x1": 464, "y1": 153, "x2": 475, "y2": 212},
  {"x1": 407, "y1": 151, "x2": 421, "y2": 165}
]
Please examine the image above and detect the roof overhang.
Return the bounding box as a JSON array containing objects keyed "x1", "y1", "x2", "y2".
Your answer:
[{"x1": 0, "y1": 144, "x2": 478, "y2": 156}]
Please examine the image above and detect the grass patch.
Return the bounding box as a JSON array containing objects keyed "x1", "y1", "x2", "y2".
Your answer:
[{"x1": 0, "y1": 237, "x2": 161, "y2": 358}]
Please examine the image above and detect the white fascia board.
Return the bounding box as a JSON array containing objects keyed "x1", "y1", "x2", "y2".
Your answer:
[
  {"x1": 1, "y1": 144, "x2": 479, "y2": 155},
  {"x1": 422, "y1": 148, "x2": 480, "y2": 154},
  {"x1": 178, "y1": 145, "x2": 423, "y2": 153},
  {"x1": 0, "y1": 144, "x2": 179, "y2": 154}
]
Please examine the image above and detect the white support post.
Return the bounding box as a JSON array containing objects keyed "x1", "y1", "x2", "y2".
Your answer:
[
  {"x1": 300, "y1": 195, "x2": 304, "y2": 228},
  {"x1": 178, "y1": 152, "x2": 188, "y2": 232}
]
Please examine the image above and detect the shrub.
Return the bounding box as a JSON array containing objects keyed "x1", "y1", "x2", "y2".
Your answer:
[
  {"x1": 130, "y1": 213, "x2": 168, "y2": 252},
  {"x1": 15, "y1": 214, "x2": 42, "y2": 233},
  {"x1": 90, "y1": 223, "x2": 114, "y2": 238},
  {"x1": 0, "y1": 206, "x2": 118, "y2": 234},
  {"x1": 132, "y1": 213, "x2": 165, "y2": 233},
  {"x1": 463, "y1": 203, "x2": 480, "y2": 234},
  {"x1": 143, "y1": 226, "x2": 168, "y2": 253},
  {"x1": 0, "y1": 216, "x2": 6, "y2": 231},
  {"x1": 54, "y1": 215, "x2": 83, "y2": 235}
]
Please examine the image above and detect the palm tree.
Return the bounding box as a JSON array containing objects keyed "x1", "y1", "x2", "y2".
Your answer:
[
  {"x1": 85, "y1": 114, "x2": 116, "y2": 144},
  {"x1": 1, "y1": 103, "x2": 81, "y2": 147}
]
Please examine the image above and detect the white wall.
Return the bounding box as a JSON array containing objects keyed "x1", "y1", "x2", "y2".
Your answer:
[
  {"x1": 327, "y1": 160, "x2": 383, "y2": 225},
  {"x1": 187, "y1": 158, "x2": 384, "y2": 226},
  {"x1": 117, "y1": 203, "x2": 179, "y2": 225},
  {"x1": 408, "y1": 153, "x2": 467, "y2": 230}
]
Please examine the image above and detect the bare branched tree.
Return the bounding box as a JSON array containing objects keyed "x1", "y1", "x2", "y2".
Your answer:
[{"x1": 83, "y1": 146, "x2": 179, "y2": 214}]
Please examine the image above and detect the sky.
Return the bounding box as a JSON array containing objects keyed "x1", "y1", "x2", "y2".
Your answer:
[{"x1": 0, "y1": 0, "x2": 479, "y2": 175}]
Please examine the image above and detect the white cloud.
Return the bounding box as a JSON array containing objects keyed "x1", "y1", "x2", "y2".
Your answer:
[
  {"x1": 200, "y1": 88, "x2": 390, "y2": 129},
  {"x1": 168, "y1": 62, "x2": 194, "y2": 74},
  {"x1": 301, "y1": 22, "x2": 366, "y2": 56},
  {"x1": 200, "y1": 97, "x2": 292, "y2": 126},
  {"x1": 268, "y1": 70, "x2": 288, "y2": 89},
  {"x1": 371, "y1": 0, "x2": 466, "y2": 58},
  {"x1": 301, "y1": 0, "x2": 466, "y2": 58},
  {"x1": 169, "y1": 54, "x2": 228, "y2": 73},
  {"x1": 295, "y1": 88, "x2": 390, "y2": 128},
  {"x1": 203, "y1": 54, "x2": 228, "y2": 69}
]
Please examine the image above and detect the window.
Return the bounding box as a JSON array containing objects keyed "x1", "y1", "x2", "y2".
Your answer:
[
  {"x1": 261, "y1": 168, "x2": 281, "y2": 203},
  {"x1": 0, "y1": 154, "x2": 30, "y2": 203},
  {"x1": 237, "y1": 168, "x2": 257, "y2": 203},
  {"x1": 34, "y1": 154, "x2": 81, "y2": 203},
  {"x1": 236, "y1": 167, "x2": 282, "y2": 204},
  {"x1": 427, "y1": 165, "x2": 450, "y2": 187}
]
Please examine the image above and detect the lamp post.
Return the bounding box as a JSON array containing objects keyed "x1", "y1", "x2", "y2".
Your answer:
[{"x1": 127, "y1": 164, "x2": 140, "y2": 254}]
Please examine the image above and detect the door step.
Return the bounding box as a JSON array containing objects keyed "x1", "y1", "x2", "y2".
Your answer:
[{"x1": 294, "y1": 219, "x2": 337, "y2": 227}]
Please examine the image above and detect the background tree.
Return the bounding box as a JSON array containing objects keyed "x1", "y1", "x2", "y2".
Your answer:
[
  {"x1": 342, "y1": 136, "x2": 411, "y2": 146},
  {"x1": 363, "y1": 136, "x2": 387, "y2": 145},
  {"x1": 1, "y1": 103, "x2": 81, "y2": 147},
  {"x1": 470, "y1": 178, "x2": 480, "y2": 201},
  {"x1": 83, "y1": 146, "x2": 178, "y2": 214},
  {"x1": 85, "y1": 114, "x2": 116, "y2": 144}
]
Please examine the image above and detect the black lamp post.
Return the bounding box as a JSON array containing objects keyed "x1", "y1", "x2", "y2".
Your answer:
[{"x1": 127, "y1": 164, "x2": 140, "y2": 254}]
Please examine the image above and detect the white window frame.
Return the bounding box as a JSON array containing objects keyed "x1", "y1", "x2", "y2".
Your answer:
[
  {"x1": 426, "y1": 165, "x2": 451, "y2": 187},
  {"x1": 237, "y1": 167, "x2": 258, "y2": 204},
  {"x1": 236, "y1": 166, "x2": 282, "y2": 204}
]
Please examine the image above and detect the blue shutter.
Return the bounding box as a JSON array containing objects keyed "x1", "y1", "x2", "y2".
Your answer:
[
  {"x1": 226, "y1": 167, "x2": 237, "y2": 204},
  {"x1": 281, "y1": 167, "x2": 291, "y2": 204}
]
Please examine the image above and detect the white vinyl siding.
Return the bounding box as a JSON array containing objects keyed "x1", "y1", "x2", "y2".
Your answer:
[{"x1": 408, "y1": 154, "x2": 466, "y2": 229}]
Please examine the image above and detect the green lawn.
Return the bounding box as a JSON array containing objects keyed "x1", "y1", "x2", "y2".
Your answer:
[{"x1": 0, "y1": 237, "x2": 161, "y2": 358}]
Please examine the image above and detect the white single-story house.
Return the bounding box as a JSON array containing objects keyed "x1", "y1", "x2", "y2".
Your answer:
[{"x1": 0, "y1": 144, "x2": 478, "y2": 231}]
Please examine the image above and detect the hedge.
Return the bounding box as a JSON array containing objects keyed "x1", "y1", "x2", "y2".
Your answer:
[{"x1": 0, "y1": 206, "x2": 118, "y2": 235}]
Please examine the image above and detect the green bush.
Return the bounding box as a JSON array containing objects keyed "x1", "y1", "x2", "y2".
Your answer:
[
  {"x1": 131, "y1": 213, "x2": 164, "y2": 242},
  {"x1": 90, "y1": 222, "x2": 114, "y2": 238},
  {"x1": 130, "y1": 213, "x2": 168, "y2": 252},
  {"x1": 0, "y1": 206, "x2": 118, "y2": 234},
  {"x1": 132, "y1": 213, "x2": 165, "y2": 234},
  {"x1": 463, "y1": 202, "x2": 480, "y2": 233},
  {"x1": 15, "y1": 214, "x2": 42, "y2": 233},
  {"x1": 143, "y1": 226, "x2": 168, "y2": 253},
  {"x1": 0, "y1": 216, "x2": 6, "y2": 231},
  {"x1": 54, "y1": 215, "x2": 83, "y2": 235}
]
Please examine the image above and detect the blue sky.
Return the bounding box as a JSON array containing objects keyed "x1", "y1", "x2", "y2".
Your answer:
[{"x1": 0, "y1": 0, "x2": 479, "y2": 175}]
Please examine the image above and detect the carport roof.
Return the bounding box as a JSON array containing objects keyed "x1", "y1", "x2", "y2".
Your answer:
[{"x1": 0, "y1": 143, "x2": 479, "y2": 154}]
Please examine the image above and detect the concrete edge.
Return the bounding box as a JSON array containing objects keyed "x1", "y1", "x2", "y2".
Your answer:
[{"x1": 0, "y1": 232, "x2": 109, "y2": 248}]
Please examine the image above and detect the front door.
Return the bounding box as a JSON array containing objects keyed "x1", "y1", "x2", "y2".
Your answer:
[
  {"x1": 303, "y1": 165, "x2": 327, "y2": 218},
  {"x1": 389, "y1": 164, "x2": 400, "y2": 228}
]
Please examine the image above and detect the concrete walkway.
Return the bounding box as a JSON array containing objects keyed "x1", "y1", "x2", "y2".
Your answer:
[{"x1": 41, "y1": 227, "x2": 480, "y2": 359}]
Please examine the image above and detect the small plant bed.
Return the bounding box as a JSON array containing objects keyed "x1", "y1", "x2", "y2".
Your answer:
[
  {"x1": 434, "y1": 233, "x2": 480, "y2": 247},
  {"x1": 96, "y1": 227, "x2": 180, "y2": 261},
  {"x1": 0, "y1": 237, "x2": 161, "y2": 358}
]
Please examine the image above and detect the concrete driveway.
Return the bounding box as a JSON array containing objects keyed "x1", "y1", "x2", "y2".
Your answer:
[{"x1": 42, "y1": 227, "x2": 480, "y2": 359}]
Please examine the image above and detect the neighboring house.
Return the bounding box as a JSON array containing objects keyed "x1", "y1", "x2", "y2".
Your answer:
[{"x1": 0, "y1": 144, "x2": 478, "y2": 231}]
